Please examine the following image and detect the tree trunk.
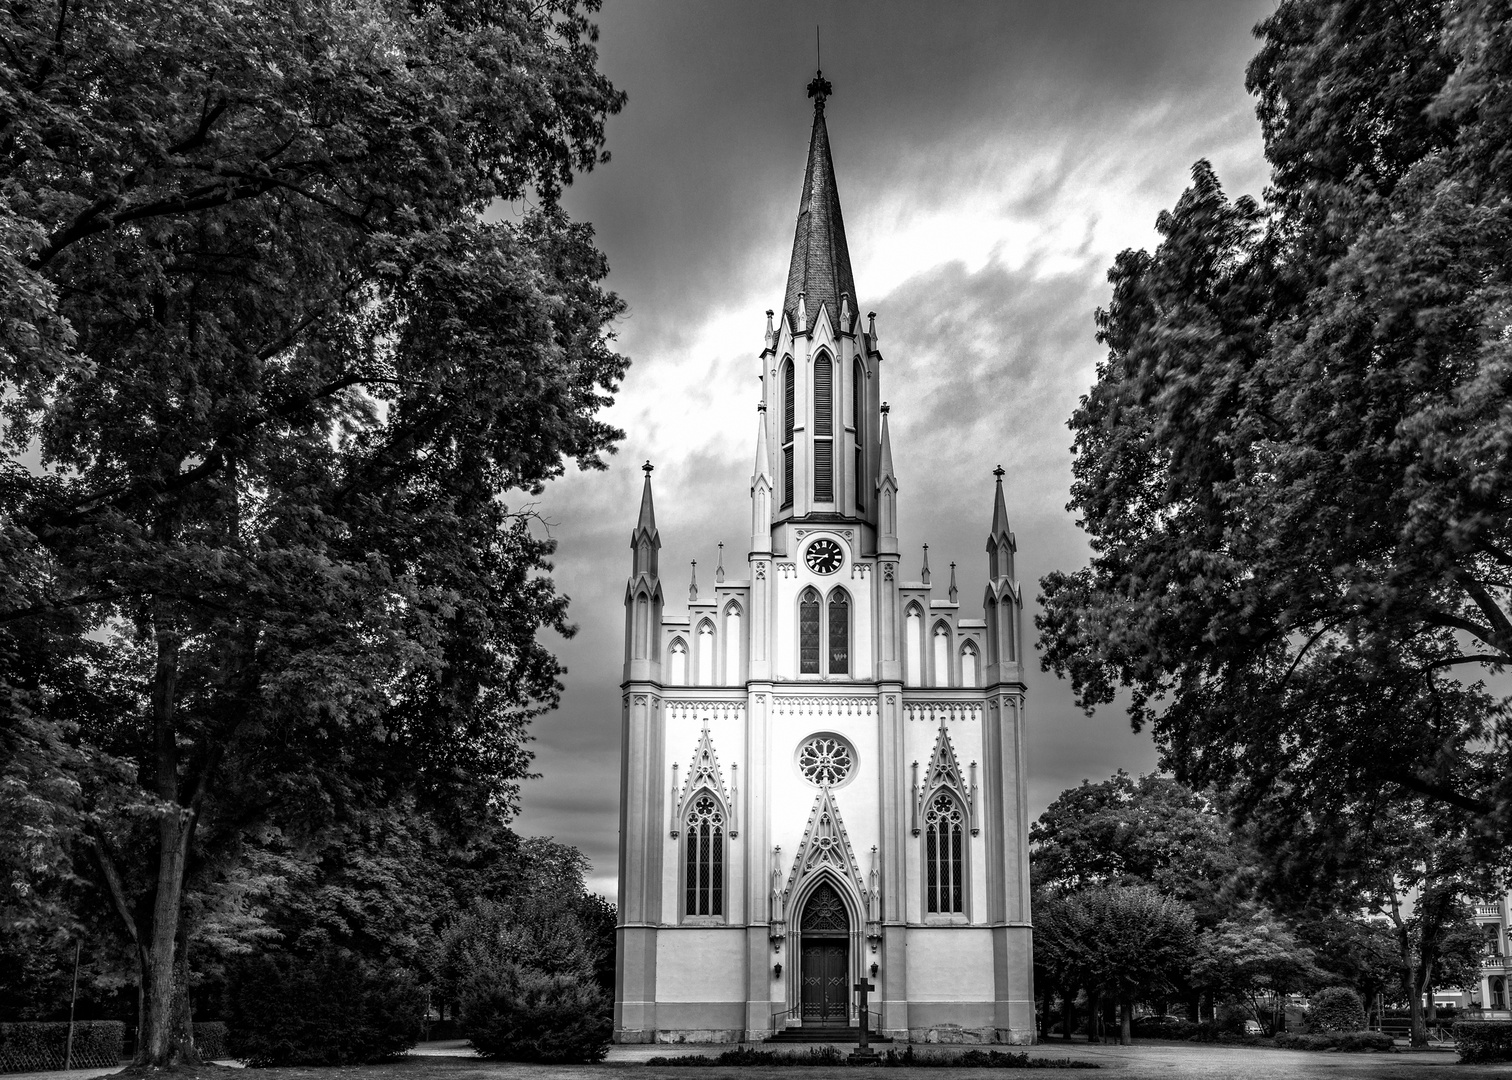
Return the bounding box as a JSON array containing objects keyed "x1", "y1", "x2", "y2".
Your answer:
[
  {"x1": 1087, "y1": 989, "x2": 1101, "y2": 1043},
  {"x1": 1061, "y1": 990, "x2": 1074, "y2": 1042},
  {"x1": 1119, "y1": 997, "x2": 1132, "y2": 1045},
  {"x1": 134, "y1": 607, "x2": 200, "y2": 1067}
]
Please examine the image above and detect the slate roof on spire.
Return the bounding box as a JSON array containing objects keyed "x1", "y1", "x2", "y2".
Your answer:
[
  {"x1": 635, "y1": 462, "x2": 658, "y2": 537},
  {"x1": 783, "y1": 73, "x2": 856, "y2": 333}
]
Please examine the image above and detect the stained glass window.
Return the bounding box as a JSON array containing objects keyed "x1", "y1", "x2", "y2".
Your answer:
[
  {"x1": 925, "y1": 792, "x2": 965, "y2": 914},
  {"x1": 798, "y1": 735, "x2": 854, "y2": 787},
  {"x1": 827, "y1": 591, "x2": 849, "y2": 674},
  {"x1": 799, "y1": 588, "x2": 821, "y2": 673},
  {"x1": 685, "y1": 794, "x2": 724, "y2": 917}
]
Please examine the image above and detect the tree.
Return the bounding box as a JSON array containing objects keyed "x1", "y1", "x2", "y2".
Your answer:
[
  {"x1": 1031, "y1": 771, "x2": 1248, "y2": 926},
  {"x1": 1037, "y1": 0, "x2": 1512, "y2": 862},
  {"x1": 1194, "y1": 905, "x2": 1325, "y2": 1035},
  {"x1": 0, "y1": 0, "x2": 626, "y2": 1065},
  {"x1": 1032, "y1": 886, "x2": 1196, "y2": 1045}
]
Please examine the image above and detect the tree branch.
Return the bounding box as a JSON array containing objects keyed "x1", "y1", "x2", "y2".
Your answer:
[{"x1": 84, "y1": 834, "x2": 141, "y2": 949}]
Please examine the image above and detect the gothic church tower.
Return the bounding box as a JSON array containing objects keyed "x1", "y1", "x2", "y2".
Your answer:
[{"x1": 615, "y1": 74, "x2": 1034, "y2": 1045}]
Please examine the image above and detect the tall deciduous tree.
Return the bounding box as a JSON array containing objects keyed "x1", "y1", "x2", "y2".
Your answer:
[
  {"x1": 0, "y1": 0, "x2": 626, "y2": 1066},
  {"x1": 1037, "y1": 0, "x2": 1512, "y2": 908}
]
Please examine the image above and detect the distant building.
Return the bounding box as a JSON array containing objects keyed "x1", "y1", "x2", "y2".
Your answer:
[
  {"x1": 1470, "y1": 896, "x2": 1511, "y2": 1018},
  {"x1": 613, "y1": 73, "x2": 1034, "y2": 1045}
]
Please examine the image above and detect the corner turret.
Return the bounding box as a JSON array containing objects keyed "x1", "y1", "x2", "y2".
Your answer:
[{"x1": 624, "y1": 462, "x2": 665, "y2": 682}]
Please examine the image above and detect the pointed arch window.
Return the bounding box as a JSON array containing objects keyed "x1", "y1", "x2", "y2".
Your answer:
[
  {"x1": 905, "y1": 605, "x2": 924, "y2": 687},
  {"x1": 799, "y1": 588, "x2": 821, "y2": 674},
  {"x1": 960, "y1": 641, "x2": 978, "y2": 688},
  {"x1": 668, "y1": 638, "x2": 688, "y2": 685},
  {"x1": 827, "y1": 589, "x2": 849, "y2": 675},
  {"x1": 853, "y1": 359, "x2": 865, "y2": 512},
  {"x1": 813, "y1": 353, "x2": 834, "y2": 502},
  {"x1": 723, "y1": 604, "x2": 743, "y2": 684},
  {"x1": 925, "y1": 791, "x2": 965, "y2": 914},
  {"x1": 781, "y1": 359, "x2": 795, "y2": 509},
  {"x1": 684, "y1": 794, "x2": 725, "y2": 917},
  {"x1": 696, "y1": 621, "x2": 716, "y2": 686},
  {"x1": 933, "y1": 622, "x2": 952, "y2": 687}
]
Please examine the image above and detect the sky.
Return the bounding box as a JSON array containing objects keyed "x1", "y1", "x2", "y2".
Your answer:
[{"x1": 510, "y1": 0, "x2": 1280, "y2": 899}]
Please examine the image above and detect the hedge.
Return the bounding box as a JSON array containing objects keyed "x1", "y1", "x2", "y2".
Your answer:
[
  {"x1": 194, "y1": 1021, "x2": 228, "y2": 1059},
  {"x1": 1274, "y1": 1030, "x2": 1393, "y2": 1052},
  {"x1": 0, "y1": 1022, "x2": 125, "y2": 1073},
  {"x1": 1454, "y1": 1021, "x2": 1512, "y2": 1064},
  {"x1": 1307, "y1": 987, "x2": 1366, "y2": 1033}
]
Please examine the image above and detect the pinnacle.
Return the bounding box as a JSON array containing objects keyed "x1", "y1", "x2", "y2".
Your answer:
[{"x1": 783, "y1": 80, "x2": 856, "y2": 334}]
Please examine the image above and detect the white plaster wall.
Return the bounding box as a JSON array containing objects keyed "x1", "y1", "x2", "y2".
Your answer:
[
  {"x1": 656, "y1": 929, "x2": 747, "y2": 1001},
  {"x1": 903, "y1": 928, "x2": 996, "y2": 1001}
]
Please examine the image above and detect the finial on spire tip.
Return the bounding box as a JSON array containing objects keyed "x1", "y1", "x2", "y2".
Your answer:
[
  {"x1": 881, "y1": 401, "x2": 890, "y2": 415},
  {"x1": 993, "y1": 465, "x2": 1005, "y2": 480},
  {"x1": 807, "y1": 70, "x2": 832, "y2": 108},
  {"x1": 644, "y1": 460, "x2": 654, "y2": 475}
]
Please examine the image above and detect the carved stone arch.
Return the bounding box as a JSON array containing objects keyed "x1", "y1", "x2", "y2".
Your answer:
[
  {"x1": 672, "y1": 725, "x2": 736, "y2": 838},
  {"x1": 904, "y1": 602, "x2": 925, "y2": 686},
  {"x1": 932, "y1": 619, "x2": 953, "y2": 687},
  {"x1": 959, "y1": 638, "x2": 979, "y2": 688},
  {"x1": 787, "y1": 863, "x2": 866, "y2": 938},
  {"x1": 915, "y1": 724, "x2": 977, "y2": 837},
  {"x1": 667, "y1": 636, "x2": 689, "y2": 685},
  {"x1": 694, "y1": 617, "x2": 716, "y2": 686}
]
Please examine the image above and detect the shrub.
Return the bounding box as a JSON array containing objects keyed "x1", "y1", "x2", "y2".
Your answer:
[
  {"x1": 0, "y1": 1021, "x2": 125, "y2": 1072},
  {"x1": 644, "y1": 1045, "x2": 1101, "y2": 1068},
  {"x1": 459, "y1": 960, "x2": 611, "y2": 1063},
  {"x1": 1275, "y1": 1030, "x2": 1393, "y2": 1052},
  {"x1": 227, "y1": 949, "x2": 424, "y2": 1066},
  {"x1": 1454, "y1": 1021, "x2": 1512, "y2": 1064},
  {"x1": 193, "y1": 1021, "x2": 228, "y2": 1059},
  {"x1": 1308, "y1": 986, "x2": 1366, "y2": 1033}
]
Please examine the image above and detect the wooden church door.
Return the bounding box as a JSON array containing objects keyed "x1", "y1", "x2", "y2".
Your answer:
[{"x1": 799, "y1": 882, "x2": 850, "y2": 1024}]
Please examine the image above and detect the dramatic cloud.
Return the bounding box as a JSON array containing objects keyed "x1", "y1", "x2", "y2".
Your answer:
[{"x1": 520, "y1": 0, "x2": 1276, "y2": 896}]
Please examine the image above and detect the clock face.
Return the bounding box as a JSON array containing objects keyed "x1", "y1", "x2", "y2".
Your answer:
[{"x1": 805, "y1": 538, "x2": 845, "y2": 575}]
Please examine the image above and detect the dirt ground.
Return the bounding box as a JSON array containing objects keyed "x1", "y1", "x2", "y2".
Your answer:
[{"x1": 9, "y1": 1037, "x2": 1511, "y2": 1080}]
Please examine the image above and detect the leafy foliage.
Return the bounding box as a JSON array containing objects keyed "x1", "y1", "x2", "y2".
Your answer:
[
  {"x1": 1454, "y1": 1021, "x2": 1512, "y2": 1064},
  {"x1": 458, "y1": 961, "x2": 610, "y2": 1064},
  {"x1": 1307, "y1": 986, "x2": 1366, "y2": 1033},
  {"x1": 226, "y1": 949, "x2": 424, "y2": 1067},
  {"x1": 1037, "y1": 0, "x2": 1512, "y2": 873},
  {"x1": 0, "y1": 0, "x2": 626, "y2": 1064}
]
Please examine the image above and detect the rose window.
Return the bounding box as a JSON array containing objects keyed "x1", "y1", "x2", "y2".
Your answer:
[{"x1": 797, "y1": 735, "x2": 854, "y2": 787}]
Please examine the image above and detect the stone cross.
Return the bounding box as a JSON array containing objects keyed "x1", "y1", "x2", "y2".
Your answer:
[{"x1": 853, "y1": 977, "x2": 877, "y2": 1056}]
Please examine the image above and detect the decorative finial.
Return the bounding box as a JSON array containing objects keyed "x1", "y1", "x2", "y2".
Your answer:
[
  {"x1": 689, "y1": 560, "x2": 698, "y2": 602},
  {"x1": 993, "y1": 465, "x2": 1004, "y2": 480},
  {"x1": 757, "y1": 400, "x2": 766, "y2": 413},
  {"x1": 807, "y1": 70, "x2": 832, "y2": 109},
  {"x1": 949, "y1": 561, "x2": 958, "y2": 604},
  {"x1": 716, "y1": 542, "x2": 726, "y2": 584},
  {"x1": 643, "y1": 460, "x2": 654, "y2": 475},
  {"x1": 922, "y1": 544, "x2": 931, "y2": 585},
  {"x1": 881, "y1": 401, "x2": 890, "y2": 415}
]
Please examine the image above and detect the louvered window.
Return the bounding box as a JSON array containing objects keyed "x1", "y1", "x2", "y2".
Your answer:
[
  {"x1": 781, "y1": 360, "x2": 795, "y2": 508},
  {"x1": 813, "y1": 354, "x2": 832, "y2": 501},
  {"x1": 853, "y1": 360, "x2": 865, "y2": 511},
  {"x1": 799, "y1": 588, "x2": 821, "y2": 673}
]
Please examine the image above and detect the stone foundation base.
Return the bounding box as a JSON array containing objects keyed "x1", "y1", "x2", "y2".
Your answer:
[
  {"x1": 908, "y1": 1024, "x2": 1034, "y2": 1046},
  {"x1": 654, "y1": 1029, "x2": 743, "y2": 1044}
]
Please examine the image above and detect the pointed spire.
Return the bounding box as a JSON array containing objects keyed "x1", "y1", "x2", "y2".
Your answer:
[
  {"x1": 689, "y1": 560, "x2": 698, "y2": 602},
  {"x1": 878, "y1": 403, "x2": 896, "y2": 484},
  {"x1": 990, "y1": 464, "x2": 1010, "y2": 539},
  {"x1": 949, "y1": 562, "x2": 958, "y2": 603},
  {"x1": 716, "y1": 542, "x2": 725, "y2": 584},
  {"x1": 753, "y1": 402, "x2": 773, "y2": 481},
  {"x1": 921, "y1": 544, "x2": 931, "y2": 585},
  {"x1": 784, "y1": 72, "x2": 856, "y2": 334},
  {"x1": 636, "y1": 460, "x2": 658, "y2": 535}
]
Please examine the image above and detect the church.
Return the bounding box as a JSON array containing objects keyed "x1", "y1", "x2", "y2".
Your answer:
[{"x1": 614, "y1": 73, "x2": 1034, "y2": 1045}]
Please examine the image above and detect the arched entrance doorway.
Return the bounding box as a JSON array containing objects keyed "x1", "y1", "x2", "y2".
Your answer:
[{"x1": 799, "y1": 881, "x2": 850, "y2": 1025}]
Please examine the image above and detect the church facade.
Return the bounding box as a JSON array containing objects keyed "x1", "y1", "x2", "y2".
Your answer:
[{"x1": 614, "y1": 75, "x2": 1034, "y2": 1045}]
